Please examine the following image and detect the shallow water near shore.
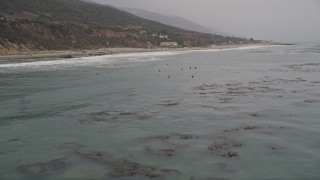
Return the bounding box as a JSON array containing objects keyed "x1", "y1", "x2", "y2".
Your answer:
[{"x1": 0, "y1": 45, "x2": 320, "y2": 179}]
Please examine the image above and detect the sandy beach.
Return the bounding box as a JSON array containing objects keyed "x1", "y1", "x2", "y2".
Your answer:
[{"x1": 0, "y1": 42, "x2": 278, "y2": 63}]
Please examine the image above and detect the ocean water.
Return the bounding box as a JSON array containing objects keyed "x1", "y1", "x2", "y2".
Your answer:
[{"x1": 0, "y1": 45, "x2": 320, "y2": 180}]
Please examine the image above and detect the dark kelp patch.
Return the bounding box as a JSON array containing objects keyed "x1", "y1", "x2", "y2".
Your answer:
[
  {"x1": 57, "y1": 142, "x2": 87, "y2": 151},
  {"x1": 224, "y1": 125, "x2": 285, "y2": 134},
  {"x1": 286, "y1": 63, "x2": 320, "y2": 72},
  {"x1": 146, "y1": 135, "x2": 170, "y2": 141},
  {"x1": 81, "y1": 110, "x2": 151, "y2": 123},
  {"x1": 0, "y1": 138, "x2": 20, "y2": 144},
  {"x1": 172, "y1": 133, "x2": 199, "y2": 140},
  {"x1": 143, "y1": 133, "x2": 199, "y2": 149},
  {"x1": 145, "y1": 133, "x2": 198, "y2": 142},
  {"x1": 159, "y1": 168, "x2": 181, "y2": 174},
  {"x1": 311, "y1": 81, "x2": 320, "y2": 84},
  {"x1": 74, "y1": 150, "x2": 114, "y2": 164},
  {"x1": 145, "y1": 147, "x2": 176, "y2": 157},
  {"x1": 158, "y1": 100, "x2": 180, "y2": 107},
  {"x1": 190, "y1": 176, "x2": 230, "y2": 180},
  {"x1": 205, "y1": 177, "x2": 230, "y2": 180},
  {"x1": 215, "y1": 162, "x2": 236, "y2": 173},
  {"x1": 17, "y1": 158, "x2": 66, "y2": 175},
  {"x1": 192, "y1": 82, "x2": 284, "y2": 104},
  {"x1": 266, "y1": 143, "x2": 285, "y2": 151},
  {"x1": 224, "y1": 125, "x2": 263, "y2": 133},
  {"x1": 208, "y1": 139, "x2": 244, "y2": 158},
  {"x1": 108, "y1": 160, "x2": 181, "y2": 178},
  {"x1": 107, "y1": 159, "x2": 160, "y2": 178},
  {"x1": 304, "y1": 99, "x2": 319, "y2": 103},
  {"x1": 74, "y1": 149, "x2": 181, "y2": 178}
]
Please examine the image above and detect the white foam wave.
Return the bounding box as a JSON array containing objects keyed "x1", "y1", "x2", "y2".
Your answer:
[
  {"x1": 0, "y1": 45, "x2": 274, "y2": 69},
  {"x1": 188, "y1": 45, "x2": 276, "y2": 53},
  {"x1": 0, "y1": 51, "x2": 183, "y2": 69},
  {"x1": 237, "y1": 45, "x2": 278, "y2": 50}
]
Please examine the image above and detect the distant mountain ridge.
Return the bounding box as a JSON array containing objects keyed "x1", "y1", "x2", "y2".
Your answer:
[
  {"x1": 0, "y1": 0, "x2": 250, "y2": 53},
  {"x1": 121, "y1": 7, "x2": 218, "y2": 34},
  {"x1": 79, "y1": 0, "x2": 99, "y2": 4}
]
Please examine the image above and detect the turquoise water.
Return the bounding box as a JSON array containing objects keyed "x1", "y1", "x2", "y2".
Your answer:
[{"x1": 0, "y1": 45, "x2": 320, "y2": 180}]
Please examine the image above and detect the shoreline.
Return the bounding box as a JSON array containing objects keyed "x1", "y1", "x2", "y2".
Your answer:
[{"x1": 0, "y1": 43, "x2": 282, "y2": 64}]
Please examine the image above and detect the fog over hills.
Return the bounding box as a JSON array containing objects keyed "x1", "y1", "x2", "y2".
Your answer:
[
  {"x1": 121, "y1": 7, "x2": 220, "y2": 35},
  {"x1": 93, "y1": 0, "x2": 320, "y2": 43}
]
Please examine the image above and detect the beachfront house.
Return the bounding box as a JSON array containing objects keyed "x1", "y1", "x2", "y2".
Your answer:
[{"x1": 160, "y1": 42, "x2": 178, "y2": 48}]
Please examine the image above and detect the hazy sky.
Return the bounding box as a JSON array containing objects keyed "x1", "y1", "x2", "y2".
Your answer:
[{"x1": 94, "y1": 0, "x2": 320, "y2": 43}]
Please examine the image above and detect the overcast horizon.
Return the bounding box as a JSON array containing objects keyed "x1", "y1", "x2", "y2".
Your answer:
[{"x1": 93, "y1": 0, "x2": 320, "y2": 43}]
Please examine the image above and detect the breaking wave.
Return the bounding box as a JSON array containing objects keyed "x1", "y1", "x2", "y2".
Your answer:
[{"x1": 0, "y1": 45, "x2": 274, "y2": 69}]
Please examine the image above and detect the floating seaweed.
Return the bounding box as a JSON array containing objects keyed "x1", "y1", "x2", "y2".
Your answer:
[
  {"x1": 158, "y1": 100, "x2": 180, "y2": 107},
  {"x1": 57, "y1": 142, "x2": 87, "y2": 151},
  {"x1": 266, "y1": 144, "x2": 285, "y2": 151},
  {"x1": 107, "y1": 159, "x2": 160, "y2": 178},
  {"x1": 81, "y1": 110, "x2": 152, "y2": 123},
  {"x1": 215, "y1": 162, "x2": 236, "y2": 173},
  {"x1": 304, "y1": 99, "x2": 319, "y2": 103},
  {"x1": 17, "y1": 158, "x2": 66, "y2": 175},
  {"x1": 172, "y1": 133, "x2": 199, "y2": 140},
  {"x1": 74, "y1": 150, "x2": 114, "y2": 164},
  {"x1": 145, "y1": 133, "x2": 198, "y2": 142},
  {"x1": 74, "y1": 149, "x2": 180, "y2": 178},
  {"x1": 190, "y1": 176, "x2": 230, "y2": 180},
  {"x1": 208, "y1": 139, "x2": 244, "y2": 158},
  {"x1": 146, "y1": 135, "x2": 170, "y2": 140},
  {"x1": 0, "y1": 138, "x2": 20, "y2": 144},
  {"x1": 145, "y1": 147, "x2": 176, "y2": 157}
]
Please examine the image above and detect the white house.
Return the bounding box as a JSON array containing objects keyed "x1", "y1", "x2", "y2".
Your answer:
[
  {"x1": 159, "y1": 34, "x2": 169, "y2": 39},
  {"x1": 160, "y1": 42, "x2": 178, "y2": 48}
]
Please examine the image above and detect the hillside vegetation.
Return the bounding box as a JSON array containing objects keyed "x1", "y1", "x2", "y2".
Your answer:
[{"x1": 0, "y1": 0, "x2": 252, "y2": 53}]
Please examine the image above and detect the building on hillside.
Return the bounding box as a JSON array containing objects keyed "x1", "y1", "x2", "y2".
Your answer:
[
  {"x1": 159, "y1": 34, "x2": 169, "y2": 39},
  {"x1": 151, "y1": 33, "x2": 158, "y2": 37},
  {"x1": 0, "y1": 15, "x2": 5, "y2": 21},
  {"x1": 139, "y1": 30, "x2": 147, "y2": 35},
  {"x1": 160, "y1": 42, "x2": 178, "y2": 48}
]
